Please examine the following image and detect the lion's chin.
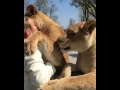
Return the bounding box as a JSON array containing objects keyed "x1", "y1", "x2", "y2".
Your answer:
[{"x1": 61, "y1": 47, "x2": 71, "y2": 53}]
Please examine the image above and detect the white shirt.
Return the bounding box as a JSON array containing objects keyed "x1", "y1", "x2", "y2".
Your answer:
[{"x1": 24, "y1": 49, "x2": 56, "y2": 90}]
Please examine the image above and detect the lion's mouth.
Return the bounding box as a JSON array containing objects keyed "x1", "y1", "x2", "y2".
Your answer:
[{"x1": 63, "y1": 47, "x2": 71, "y2": 50}]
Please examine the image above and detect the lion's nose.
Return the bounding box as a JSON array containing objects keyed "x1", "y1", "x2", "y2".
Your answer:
[{"x1": 57, "y1": 37, "x2": 63, "y2": 43}]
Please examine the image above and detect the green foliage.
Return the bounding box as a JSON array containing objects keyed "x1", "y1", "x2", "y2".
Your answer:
[
  {"x1": 71, "y1": 0, "x2": 96, "y2": 21},
  {"x1": 35, "y1": 0, "x2": 58, "y2": 22},
  {"x1": 35, "y1": 0, "x2": 49, "y2": 15}
]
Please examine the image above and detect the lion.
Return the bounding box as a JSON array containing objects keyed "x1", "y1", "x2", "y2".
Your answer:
[
  {"x1": 25, "y1": 4, "x2": 69, "y2": 66},
  {"x1": 24, "y1": 30, "x2": 67, "y2": 69},
  {"x1": 38, "y1": 20, "x2": 96, "y2": 90},
  {"x1": 24, "y1": 17, "x2": 70, "y2": 79}
]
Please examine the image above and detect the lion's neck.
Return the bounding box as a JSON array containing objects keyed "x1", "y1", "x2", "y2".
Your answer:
[
  {"x1": 77, "y1": 43, "x2": 96, "y2": 74},
  {"x1": 35, "y1": 12, "x2": 59, "y2": 31},
  {"x1": 77, "y1": 30, "x2": 96, "y2": 73},
  {"x1": 39, "y1": 12, "x2": 59, "y2": 26}
]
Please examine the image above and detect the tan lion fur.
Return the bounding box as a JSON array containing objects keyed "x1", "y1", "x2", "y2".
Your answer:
[
  {"x1": 39, "y1": 20, "x2": 96, "y2": 90},
  {"x1": 25, "y1": 4, "x2": 69, "y2": 64}
]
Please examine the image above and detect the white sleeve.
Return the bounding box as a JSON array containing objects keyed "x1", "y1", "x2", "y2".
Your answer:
[
  {"x1": 25, "y1": 49, "x2": 56, "y2": 87},
  {"x1": 45, "y1": 62, "x2": 56, "y2": 77},
  {"x1": 29, "y1": 61, "x2": 56, "y2": 87}
]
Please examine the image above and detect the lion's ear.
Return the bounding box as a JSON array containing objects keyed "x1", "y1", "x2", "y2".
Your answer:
[
  {"x1": 25, "y1": 5, "x2": 37, "y2": 17},
  {"x1": 82, "y1": 20, "x2": 96, "y2": 35}
]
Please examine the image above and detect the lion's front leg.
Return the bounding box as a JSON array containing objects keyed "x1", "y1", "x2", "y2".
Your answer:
[
  {"x1": 57, "y1": 63, "x2": 78, "y2": 79},
  {"x1": 24, "y1": 32, "x2": 40, "y2": 55}
]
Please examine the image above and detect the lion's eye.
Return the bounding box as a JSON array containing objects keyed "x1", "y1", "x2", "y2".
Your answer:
[
  {"x1": 69, "y1": 32, "x2": 75, "y2": 37},
  {"x1": 67, "y1": 32, "x2": 75, "y2": 39}
]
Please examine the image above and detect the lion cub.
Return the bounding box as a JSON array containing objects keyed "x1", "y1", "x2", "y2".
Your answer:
[{"x1": 39, "y1": 20, "x2": 96, "y2": 90}]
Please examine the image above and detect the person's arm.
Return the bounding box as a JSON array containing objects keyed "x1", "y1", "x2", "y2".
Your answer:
[
  {"x1": 29, "y1": 61, "x2": 56, "y2": 87},
  {"x1": 25, "y1": 49, "x2": 56, "y2": 87}
]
